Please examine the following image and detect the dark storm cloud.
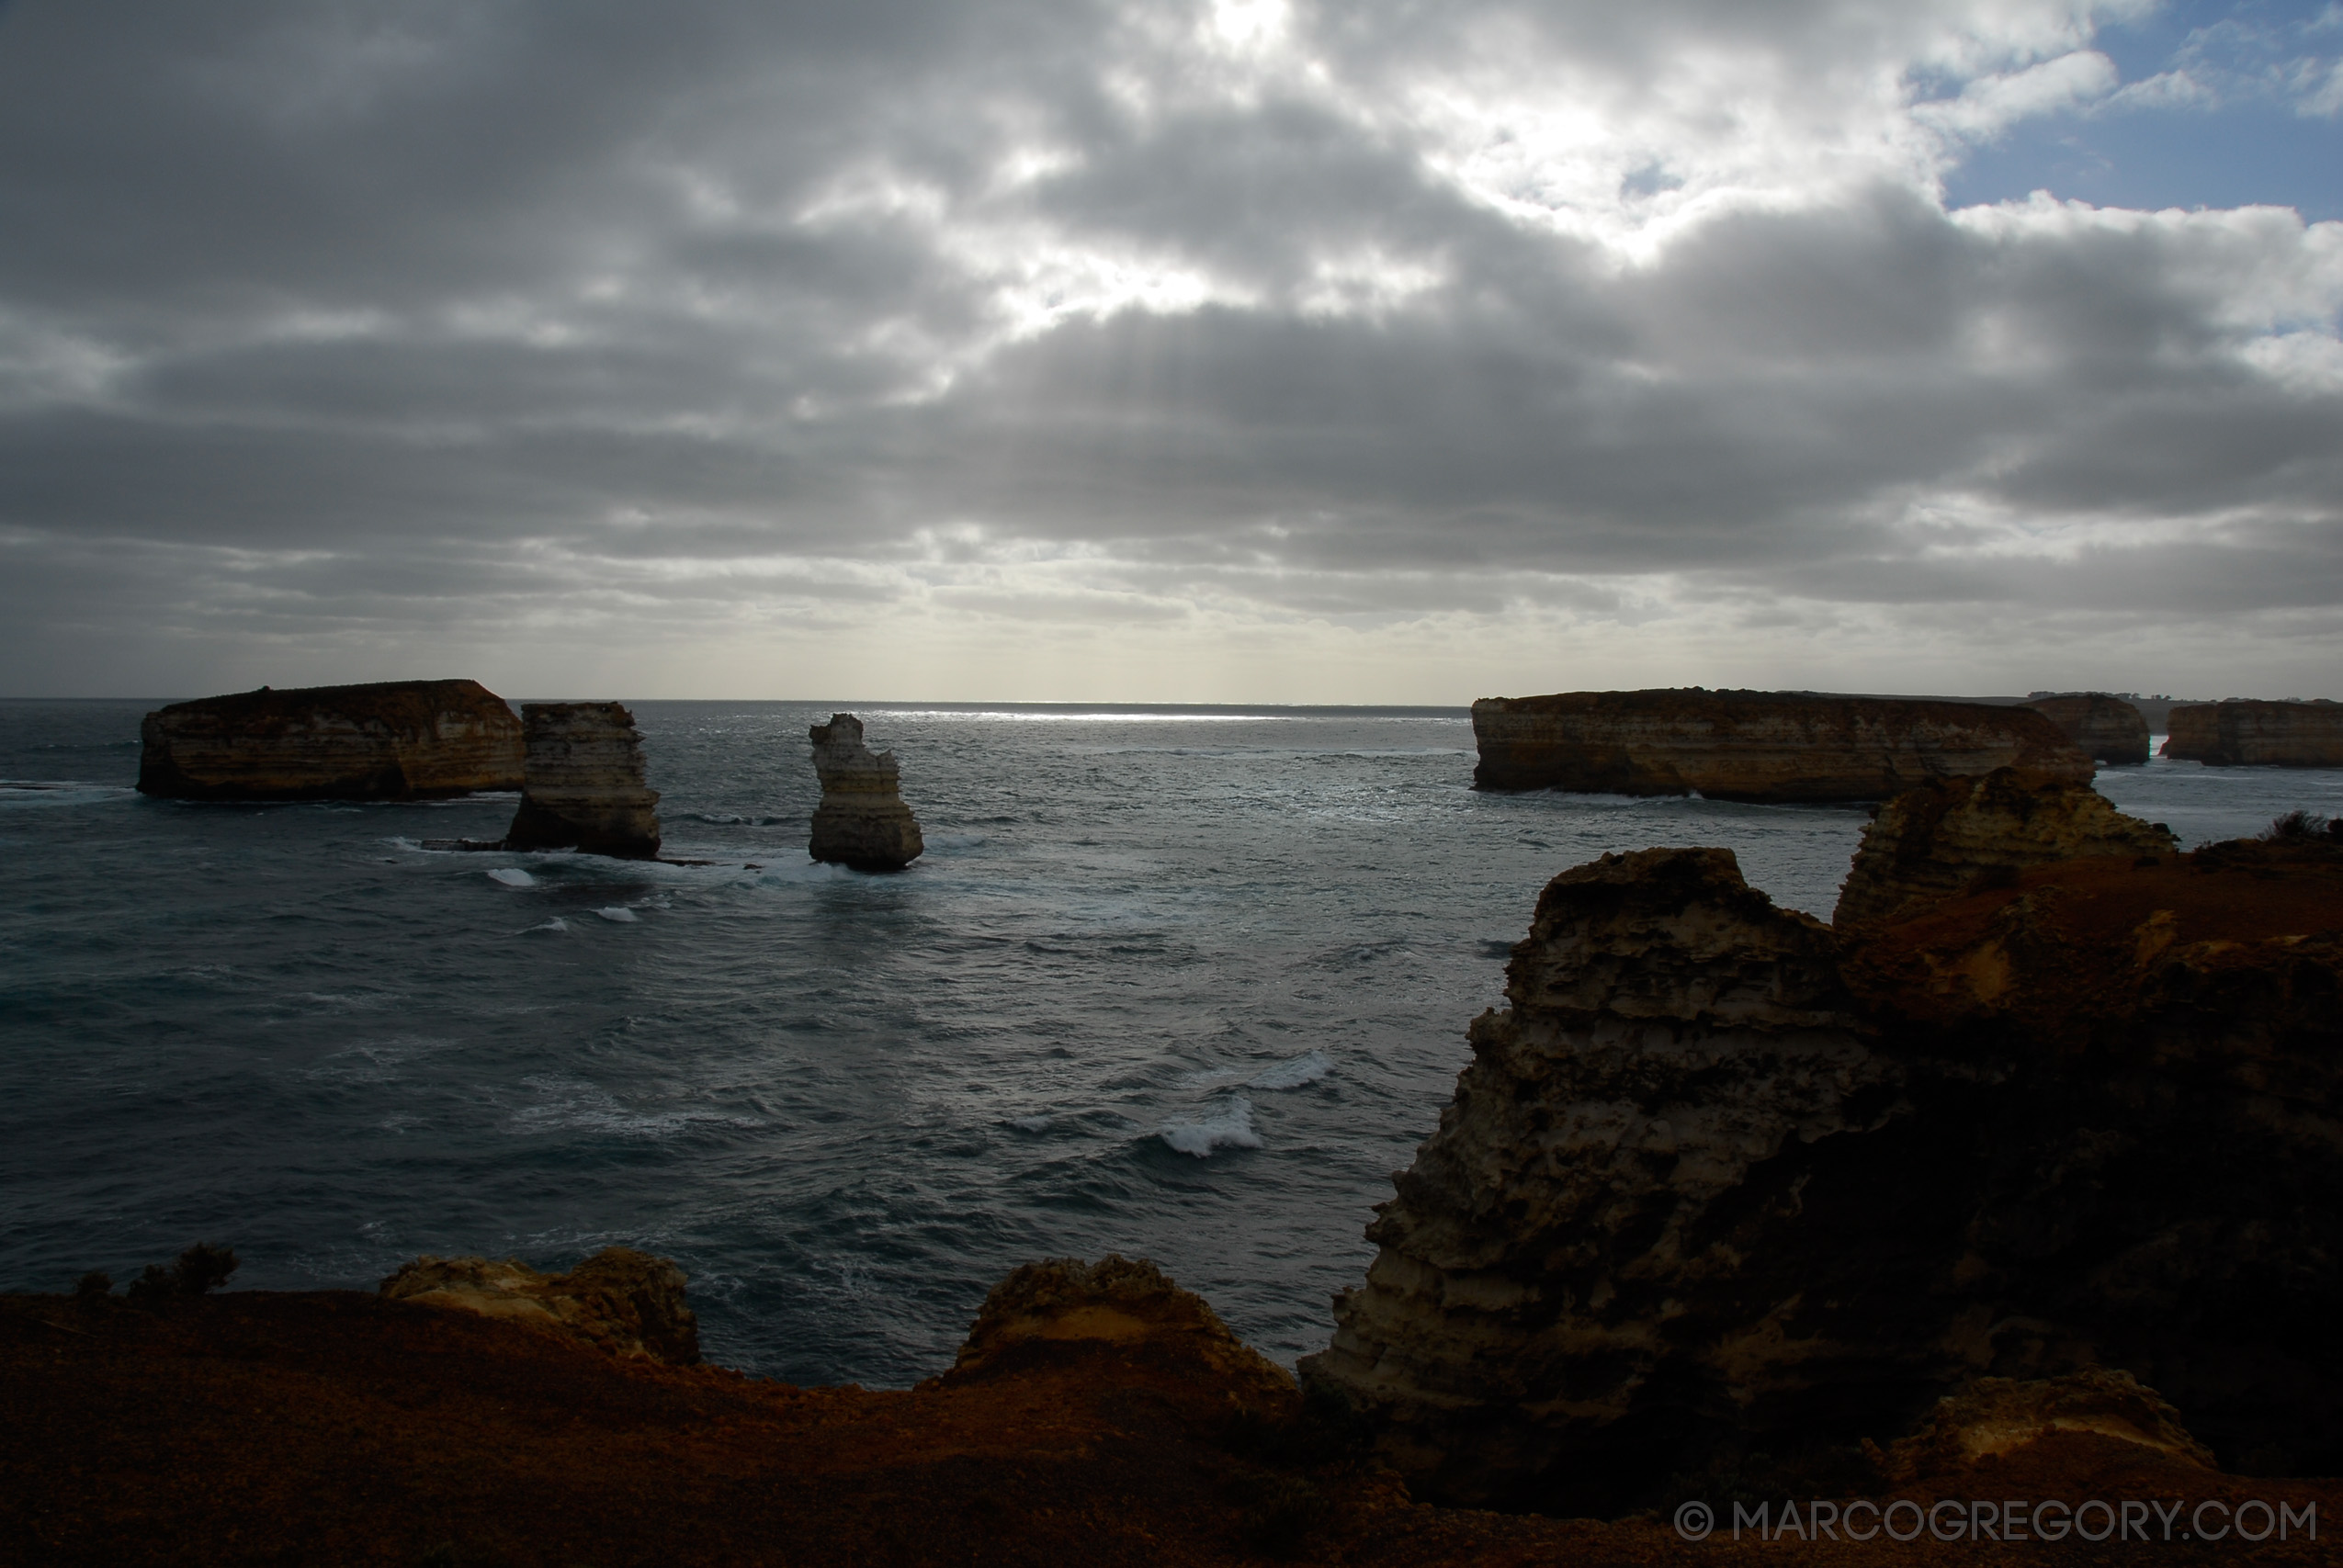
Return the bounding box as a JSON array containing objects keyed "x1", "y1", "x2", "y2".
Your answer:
[{"x1": 1, "y1": 0, "x2": 2338, "y2": 689}]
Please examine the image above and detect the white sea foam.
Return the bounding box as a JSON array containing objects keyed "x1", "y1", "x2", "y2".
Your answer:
[
  {"x1": 1249, "y1": 1050, "x2": 1331, "y2": 1090},
  {"x1": 0, "y1": 782, "x2": 139, "y2": 808},
  {"x1": 1011, "y1": 1114, "x2": 1050, "y2": 1133},
  {"x1": 520, "y1": 918, "x2": 570, "y2": 934},
  {"x1": 488, "y1": 867, "x2": 537, "y2": 887},
  {"x1": 1159, "y1": 1096, "x2": 1262, "y2": 1156},
  {"x1": 595, "y1": 906, "x2": 640, "y2": 922}
]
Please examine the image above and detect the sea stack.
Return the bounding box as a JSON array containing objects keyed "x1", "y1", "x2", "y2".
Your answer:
[
  {"x1": 1470, "y1": 688, "x2": 2091, "y2": 802},
  {"x1": 808, "y1": 713, "x2": 923, "y2": 870},
  {"x1": 1301, "y1": 781, "x2": 2343, "y2": 1513},
  {"x1": 136, "y1": 679, "x2": 523, "y2": 801},
  {"x1": 2161, "y1": 699, "x2": 2343, "y2": 767},
  {"x1": 2022, "y1": 692, "x2": 2151, "y2": 765},
  {"x1": 503, "y1": 703, "x2": 661, "y2": 859}
]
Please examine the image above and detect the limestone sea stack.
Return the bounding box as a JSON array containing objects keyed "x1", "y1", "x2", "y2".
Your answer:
[
  {"x1": 2022, "y1": 692, "x2": 2151, "y2": 765},
  {"x1": 808, "y1": 713, "x2": 922, "y2": 870},
  {"x1": 2161, "y1": 698, "x2": 2343, "y2": 766},
  {"x1": 1471, "y1": 688, "x2": 2092, "y2": 802},
  {"x1": 1301, "y1": 783, "x2": 2343, "y2": 1513},
  {"x1": 136, "y1": 679, "x2": 523, "y2": 801},
  {"x1": 502, "y1": 702, "x2": 662, "y2": 859}
]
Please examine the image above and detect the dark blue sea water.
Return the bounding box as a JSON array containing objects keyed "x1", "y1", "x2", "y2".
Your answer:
[{"x1": 5, "y1": 700, "x2": 2337, "y2": 1385}]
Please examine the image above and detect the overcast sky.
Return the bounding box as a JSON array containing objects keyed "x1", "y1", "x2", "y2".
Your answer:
[{"x1": 3, "y1": 0, "x2": 2338, "y2": 701}]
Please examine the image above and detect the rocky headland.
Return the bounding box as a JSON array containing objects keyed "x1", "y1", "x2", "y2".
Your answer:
[
  {"x1": 1471, "y1": 689, "x2": 2092, "y2": 802},
  {"x1": 2021, "y1": 694, "x2": 2151, "y2": 765},
  {"x1": 1301, "y1": 778, "x2": 2343, "y2": 1515},
  {"x1": 136, "y1": 679, "x2": 523, "y2": 801},
  {"x1": 809, "y1": 712, "x2": 923, "y2": 869},
  {"x1": 2162, "y1": 699, "x2": 2343, "y2": 767},
  {"x1": 502, "y1": 701, "x2": 662, "y2": 859}
]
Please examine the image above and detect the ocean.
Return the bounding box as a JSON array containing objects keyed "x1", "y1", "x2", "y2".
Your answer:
[{"x1": 4, "y1": 699, "x2": 2337, "y2": 1384}]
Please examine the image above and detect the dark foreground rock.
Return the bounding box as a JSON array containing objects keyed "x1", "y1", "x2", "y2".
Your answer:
[
  {"x1": 808, "y1": 712, "x2": 923, "y2": 869},
  {"x1": 1472, "y1": 689, "x2": 2092, "y2": 802},
  {"x1": 2022, "y1": 694, "x2": 2151, "y2": 765},
  {"x1": 503, "y1": 701, "x2": 662, "y2": 858},
  {"x1": 379, "y1": 1247, "x2": 698, "y2": 1365},
  {"x1": 1302, "y1": 795, "x2": 2343, "y2": 1515},
  {"x1": 136, "y1": 679, "x2": 523, "y2": 800},
  {"x1": 2162, "y1": 699, "x2": 2343, "y2": 767}
]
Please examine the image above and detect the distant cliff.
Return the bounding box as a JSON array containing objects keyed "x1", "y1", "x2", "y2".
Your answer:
[
  {"x1": 2161, "y1": 699, "x2": 2343, "y2": 767},
  {"x1": 2022, "y1": 693, "x2": 2150, "y2": 765},
  {"x1": 1471, "y1": 688, "x2": 2091, "y2": 802},
  {"x1": 503, "y1": 703, "x2": 662, "y2": 859},
  {"x1": 137, "y1": 680, "x2": 522, "y2": 801}
]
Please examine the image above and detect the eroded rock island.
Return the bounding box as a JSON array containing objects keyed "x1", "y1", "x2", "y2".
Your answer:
[
  {"x1": 136, "y1": 679, "x2": 523, "y2": 801},
  {"x1": 2162, "y1": 698, "x2": 2343, "y2": 767},
  {"x1": 2022, "y1": 692, "x2": 2151, "y2": 765},
  {"x1": 502, "y1": 702, "x2": 662, "y2": 859},
  {"x1": 1471, "y1": 688, "x2": 2092, "y2": 802},
  {"x1": 1302, "y1": 777, "x2": 2343, "y2": 1514},
  {"x1": 808, "y1": 713, "x2": 923, "y2": 870}
]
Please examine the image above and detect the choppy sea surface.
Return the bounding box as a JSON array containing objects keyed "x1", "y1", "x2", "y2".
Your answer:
[{"x1": 5, "y1": 699, "x2": 2338, "y2": 1384}]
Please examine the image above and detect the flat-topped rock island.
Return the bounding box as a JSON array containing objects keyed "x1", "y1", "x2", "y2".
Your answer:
[
  {"x1": 136, "y1": 679, "x2": 524, "y2": 801},
  {"x1": 1471, "y1": 687, "x2": 2092, "y2": 802}
]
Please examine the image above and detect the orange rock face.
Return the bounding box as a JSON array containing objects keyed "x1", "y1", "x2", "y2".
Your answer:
[
  {"x1": 2023, "y1": 693, "x2": 2151, "y2": 765},
  {"x1": 136, "y1": 679, "x2": 523, "y2": 800},
  {"x1": 2161, "y1": 699, "x2": 2343, "y2": 766},
  {"x1": 1472, "y1": 689, "x2": 2091, "y2": 802},
  {"x1": 378, "y1": 1247, "x2": 699, "y2": 1365},
  {"x1": 502, "y1": 701, "x2": 662, "y2": 858}
]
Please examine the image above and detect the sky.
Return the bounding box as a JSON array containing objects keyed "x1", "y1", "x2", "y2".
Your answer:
[{"x1": 1, "y1": 0, "x2": 2338, "y2": 703}]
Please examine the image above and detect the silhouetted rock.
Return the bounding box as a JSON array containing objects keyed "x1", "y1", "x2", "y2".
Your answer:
[
  {"x1": 2162, "y1": 699, "x2": 2343, "y2": 767},
  {"x1": 2023, "y1": 693, "x2": 2151, "y2": 765},
  {"x1": 808, "y1": 713, "x2": 922, "y2": 870},
  {"x1": 136, "y1": 680, "x2": 522, "y2": 800},
  {"x1": 503, "y1": 702, "x2": 661, "y2": 859},
  {"x1": 1472, "y1": 688, "x2": 2092, "y2": 802},
  {"x1": 379, "y1": 1247, "x2": 698, "y2": 1365}
]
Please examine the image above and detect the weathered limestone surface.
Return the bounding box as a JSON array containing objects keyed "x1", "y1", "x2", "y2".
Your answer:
[
  {"x1": 379, "y1": 1247, "x2": 700, "y2": 1365},
  {"x1": 2023, "y1": 694, "x2": 2151, "y2": 765},
  {"x1": 1471, "y1": 689, "x2": 2092, "y2": 802},
  {"x1": 136, "y1": 680, "x2": 522, "y2": 801},
  {"x1": 1878, "y1": 1369, "x2": 2215, "y2": 1483},
  {"x1": 808, "y1": 713, "x2": 923, "y2": 870},
  {"x1": 503, "y1": 702, "x2": 662, "y2": 859},
  {"x1": 1830, "y1": 767, "x2": 2176, "y2": 934},
  {"x1": 2161, "y1": 699, "x2": 2343, "y2": 767},
  {"x1": 1302, "y1": 818, "x2": 2343, "y2": 1513}
]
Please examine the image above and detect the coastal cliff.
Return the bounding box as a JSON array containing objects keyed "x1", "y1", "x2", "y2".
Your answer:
[
  {"x1": 2022, "y1": 693, "x2": 2151, "y2": 765},
  {"x1": 808, "y1": 713, "x2": 923, "y2": 870},
  {"x1": 2162, "y1": 699, "x2": 2343, "y2": 767},
  {"x1": 136, "y1": 680, "x2": 522, "y2": 801},
  {"x1": 503, "y1": 702, "x2": 662, "y2": 858},
  {"x1": 1302, "y1": 789, "x2": 2343, "y2": 1514},
  {"x1": 1471, "y1": 689, "x2": 2091, "y2": 802}
]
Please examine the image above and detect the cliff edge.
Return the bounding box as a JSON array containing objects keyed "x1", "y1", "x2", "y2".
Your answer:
[
  {"x1": 2162, "y1": 699, "x2": 2343, "y2": 767},
  {"x1": 137, "y1": 679, "x2": 523, "y2": 801}
]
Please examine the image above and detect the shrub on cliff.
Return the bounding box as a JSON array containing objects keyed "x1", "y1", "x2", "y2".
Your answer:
[
  {"x1": 124, "y1": 1243, "x2": 238, "y2": 1304},
  {"x1": 2262, "y1": 808, "x2": 2343, "y2": 842}
]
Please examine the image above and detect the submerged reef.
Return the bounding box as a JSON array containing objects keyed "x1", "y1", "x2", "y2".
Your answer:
[
  {"x1": 1471, "y1": 688, "x2": 2091, "y2": 802},
  {"x1": 502, "y1": 701, "x2": 662, "y2": 859},
  {"x1": 1302, "y1": 779, "x2": 2343, "y2": 1515},
  {"x1": 2022, "y1": 693, "x2": 2151, "y2": 766},
  {"x1": 136, "y1": 679, "x2": 523, "y2": 801},
  {"x1": 2162, "y1": 699, "x2": 2343, "y2": 767},
  {"x1": 808, "y1": 712, "x2": 923, "y2": 870}
]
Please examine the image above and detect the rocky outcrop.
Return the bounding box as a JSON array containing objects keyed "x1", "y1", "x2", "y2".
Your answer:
[
  {"x1": 1303, "y1": 814, "x2": 2343, "y2": 1514},
  {"x1": 2023, "y1": 694, "x2": 2151, "y2": 765},
  {"x1": 2162, "y1": 699, "x2": 2343, "y2": 767},
  {"x1": 502, "y1": 703, "x2": 661, "y2": 859},
  {"x1": 1830, "y1": 768, "x2": 2176, "y2": 933},
  {"x1": 808, "y1": 713, "x2": 922, "y2": 870},
  {"x1": 1877, "y1": 1368, "x2": 2214, "y2": 1483},
  {"x1": 379, "y1": 1247, "x2": 698, "y2": 1365},
  {"x1": 1472, "y1": 689, "x2": 2092, "y2": 802},
  {"x1": 136, "y1": 680, "x2": 522, "y2": 801}
]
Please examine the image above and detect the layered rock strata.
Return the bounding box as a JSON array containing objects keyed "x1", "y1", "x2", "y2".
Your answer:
[
  {"x1": 379, "y1": 1247, "x2": 699, "y2": 1365},
  {"x1": 136, "y1": 680, "x2": 522, "y2": 801},
  {"x1": 808, "y1": 713, "x2": 923, "y2": 870},
  {"x1": 2161, "y1": 699, "x2": 2343, "y2": 767},
  {"x1": 1471, "y1": 688, "x2": 2092, "y2": 802},
  {"x1": 1303, "y1": 815, "x2": 2343, "y2": 1513},
  {"x1": 1830, "y1": 767, "x2": 2176, "y2": 933},
  {"x1": 2022, "y1": 693, "x2": 2151, "y2": 765},
  {"x1": 503, "y1": 702, "x2": 661, "y2": 859}
]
